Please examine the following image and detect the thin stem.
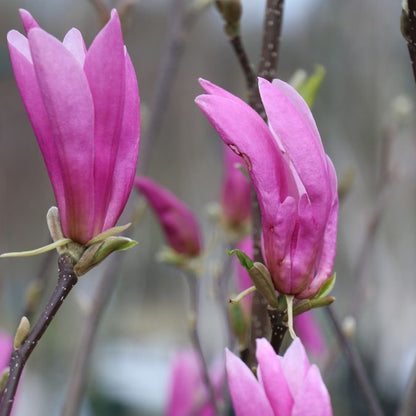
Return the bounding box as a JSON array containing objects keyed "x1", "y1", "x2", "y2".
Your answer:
[
  {"x1": 402, "y1": 0, "x2": 416, "y2": 83},
  {"x1": 229, "y1": 36, "x2": 256, "y2": 90},
  {"x1": 61, "y1": 254, "x2": 122, "y2": 416},
  {"x1": 185, "y1": 273, "x2": 219, "y2": 416},
  {"x1": 325, "y1": 306, "x2": 384, "y2": 416},
  {"x1": 0, "y1": 254, "x2": 77, "y2": 416},
  {"x1": 257, "y1": 0, "x2": 284, "y2": 81},
  {"x1": 267, "y1": 306, "x2": 286, "y2": 354}
]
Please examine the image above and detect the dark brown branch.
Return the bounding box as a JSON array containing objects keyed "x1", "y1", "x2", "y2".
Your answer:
[
  {"x1": 257, "y1": 0, "x2": 284, "y2": 80},
  {"x1": 61, "y1": 254, "x2": 121, "y2": 416},
  {"x1": 326, "y1": 306, "x2": 384, "y2": 416},
  {"x1": 402, "y1": 0, "x2": 416, "y2": 83},
  {"x1": 0, "y1": 254, "x2": 77, "y2": 416},
  {"x1": 229, "y1": 36, "x2": 256, "y2": 90},
  {"x1": 267, "y1": 306, "x2": 286, "y2": 354}
]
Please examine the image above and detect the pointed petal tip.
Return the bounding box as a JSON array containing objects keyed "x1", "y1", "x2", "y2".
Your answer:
[{"x1": 19, "y1": 9, "x2": 40, "y2": 34}]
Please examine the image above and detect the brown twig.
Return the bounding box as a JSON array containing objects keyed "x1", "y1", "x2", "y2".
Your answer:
[
  {"x1": 267, "y1": 306, "x2": 286, "y2": 354},
  {"x1": 0, "y1": 254, "x2": 77, "y2": 416},
  {"x1": 229, "y1": 36, "x2": 256, "y2": 90},
  {"x1": 326, "y1": 306, "x2": 384, "y2": 416}
]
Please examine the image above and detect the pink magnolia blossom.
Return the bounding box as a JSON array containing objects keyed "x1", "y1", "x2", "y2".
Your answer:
[
  {"x1": 195, "y1": 78, "x2": 338, "y2": 299},
  {"x1": 134, "y1": 177, "x2": 202, "y2": 257},
  {"x1": 166, "y1": 349, "x2": 223, "y2": 416},
  {"x1": 221, "y1": 146, "x2": 251, "y2": 228},
  {"x1": 226, "y1": 338, "x2": 332, "y2": 416},
  {"x1": 0, "y1": 332, "x2": 12, "y2": 373},
  {"x1": 7, "y1": 9, "x2": 140, "y2": 244}
]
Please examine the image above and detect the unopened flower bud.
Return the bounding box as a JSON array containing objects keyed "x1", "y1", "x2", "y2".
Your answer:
[
  {"x1": 248, "y1": 262, "x2": 278, "y2": 308},
  {"x1": 14, "y1": 316, "x2": 30, "y2": 350},
  {"x1": 215, "y1": 0, "x2": 242, "y2": 38}
]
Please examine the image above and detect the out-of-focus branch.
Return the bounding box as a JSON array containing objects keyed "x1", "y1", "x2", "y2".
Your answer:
[
  {"x1": 326, "y1": 306, "x2": 385, "y2": 416},
  {"x1": 140, "y1": 0, "x2": 214, "y2": 174},
  {"x1": 397, "y1": 356, "x2": 416, "y2": 416},
  {"x1": 88, "y1": 0, "x2": 135, "y2": 27},
  {"x1": 401, "y1": 0, "x2": 416, "y2": 83}
]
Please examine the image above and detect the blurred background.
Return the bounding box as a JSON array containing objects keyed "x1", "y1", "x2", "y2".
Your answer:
[{"x1": 0, "y1": 0, "x2": 415, "y2": 414}]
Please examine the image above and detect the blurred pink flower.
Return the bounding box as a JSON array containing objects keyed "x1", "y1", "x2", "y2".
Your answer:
[
  {"x1": 294, "y1": 311, "x2": 326, "y2": 357},
  {"x1": 165, "y1": 349, "x2": 223, "y2": 416},
  {"x1": 0, "y1": 332, "x2": 12, "y2": 372},
  {"x1": 226, "y1": 338, "x2": 332, "y2": 416},
  {"x1": 7, "y1": 9, "x2": 140, "y2": 244},
  {"x1": 196, "y1": 79, "x2": 338, "y2": 299},
  {"x1": 221, "y1": 146, "x2": 251, "y2": 228},
  {"x1": 135, "y1": 177, "x2": 202, "y2": 257}
]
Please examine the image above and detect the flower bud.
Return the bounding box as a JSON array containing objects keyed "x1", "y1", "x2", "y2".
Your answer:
[
  {"x1": 215, "y1": 0, "x2": 242, "y2": 38},
  {"x1": 248, "y1": 262, "x2": 278, "y2": 308}
]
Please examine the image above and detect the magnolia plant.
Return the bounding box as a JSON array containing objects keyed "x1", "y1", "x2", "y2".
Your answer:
[{"x1": 0, "y1": 1, "x2": 395, "y2": 416}]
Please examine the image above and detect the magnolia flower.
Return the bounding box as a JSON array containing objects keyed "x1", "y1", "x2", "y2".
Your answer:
[
  {"x1": 7, "y1": 9, "x2": 140, "y2": 245},
  {"x1": 0, "y1": 332, "x2": 12, "y2": 373},
  {"x1": 226, "y1": 338, "x2": 332, "y2": 416},
  {"x1": 134, "y1": 177, "x2": 202, "y2": 257},
  {"x1": 166, "y1": 349, "x2": 223, "y2": 416},
  {"x1": 221, "y1": 146, "x2": 251, "y2": 229},
  {"x1": 195, "y1": 78, "x2": 338, "y2": 299}
]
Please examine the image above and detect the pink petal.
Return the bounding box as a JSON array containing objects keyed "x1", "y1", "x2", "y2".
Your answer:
[
  {"x1": 135, "y1": 177, "x2": 202, "y2": 256},
  {"x1": 198, "y1": 78, "x2": 246, "y2": 104},
  {"x1": 281, "y1": 338, "x2": 310, "y2": 399},
  {"x1": 256, "y1": 338, "x2": 293, "y2": 416},
  {"x1": 7, "y1": 30, "x2": 67, "y2": 229},
  {"x1": 294, "y1": 311, "x2": 326, "y2": 357},
  {"x1": 195, "y1": 93, "x2": 297, "y2": 230},
  {"x1": 84, "y1": 9, "x2": 125, "y2": 236},
  {"x1": 63, "y1": 28, "x2": 87, "y2": 66},
  {"x1": 298, "y1": 158, "x2": 338, "y2": 299},
  {"x1": 292, "y1": 365, "x2": 332, "y2": 416},
  {"x1": 225, "y1": 349, "x2": 274, "y2": 416},
  {"x1": 103, "y1": 50, "x2": 140, "y2": 230},
  {"x1": 19, "y1": 9, "x2": 40, "y2": 34},
  {"x1": 28, "y1": 28, "x2": 95, "y2": 243},
  {"x1": 258, "y1": 78, "x2": 331, "y2": 226}
]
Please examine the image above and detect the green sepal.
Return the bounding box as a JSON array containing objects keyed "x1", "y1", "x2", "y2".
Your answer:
[
  {"x1": 0, "y1": 238, "x2": 72, "y2": 258},
  {"x1": 296, "y1": 65, "x2": 326, "y2": 109},
  {"x1": 85, "y1": 223, "x2": 132, "y2": 247},
  {"x1": 74, "y1": 236, "x2": 137, "y2": 276},
  {"x1": 248, "y1": 262, "x2": 278, "y2": 308},
  {"x1": 227, "y1": 249, "x2": 253, "y2": 270},
  {"x1": 315, "y1": 272, "x2": 336, "y2": 299}
]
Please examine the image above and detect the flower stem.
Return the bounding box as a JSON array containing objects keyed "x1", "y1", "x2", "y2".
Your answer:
[
  {"x1": 185, "y1": 273, "x2": 219, "y2": 416},
  {"x1": 267, "y1": 306, "x2": 287, "y2": 355},
  {"x1": 0, "y1": 254, "x2": 77, "y2": 416}
]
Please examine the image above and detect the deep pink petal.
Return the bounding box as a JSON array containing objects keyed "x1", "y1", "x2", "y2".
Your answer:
[
  {"x1": 19, "y1": 9, "x2": 40, "y2": 34},
  {"x1": 256, "y1": 338, "x2": 293, "y2": 416},
  {"x1": 7, "y1": 30, "x2": 67, "y2": 228},
  {"x1": 281, "y1": 338, "x2": 310, "y2": 399},
  {"x1": 292, "y1": 365, "x2": 332, "y2": 416},
  {"x1": 221, "y1": 146, "x2": 251, "y2": 227},
  {"x1": 226, "y1": 349, "x2": 274, "y2": 416},
  {"x1": 84, "y1": 9, "x2": 125, "y2": 235},
  {"x1": 135, "y1": 177, "x2": 202, "y2": 256},
  {"x1": 28, "y1": 28, "x2": 95, "y2": 243},
  {"x1": 259, "y1": 78, "x2": 330, "y2": 226},
  {"x1": 63, "y1": 28, "x2": 87, "y2": 66},
  {"x1": 294, "y1": 311, "x2": 326, "y2": 357},
  {"x1": 103, "y1": 50, "x2": 140, "y2": 230}
]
